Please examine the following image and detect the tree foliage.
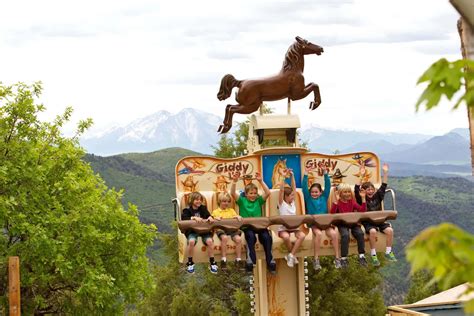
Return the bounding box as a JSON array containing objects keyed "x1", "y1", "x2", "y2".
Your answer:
[
  {"x1": 0, "y1": 82, "x2": 156, "y2": 314},
  {"x1": 138, "y1": 230, "x2": 251, "y2": 315},
  {"x1": 406, "y1": 223, "x2": 474, "y2": 312},
  {"x1": 404, "y1": 270, "x2": 440, "y2": 304},
  {"x1": 308, "y1": 257, "x2": 386, "y2": 316},
  {"x1": 416, "y1": 58, "x2": 474, "y2": 111}
]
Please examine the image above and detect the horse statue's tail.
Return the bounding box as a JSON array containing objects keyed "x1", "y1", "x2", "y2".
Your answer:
[{"x1": 217, "y1": 74, "x2": 241, "y2": 101}]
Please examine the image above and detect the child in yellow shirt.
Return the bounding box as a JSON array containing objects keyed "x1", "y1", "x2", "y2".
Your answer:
[{"x1": 212, "y1": 192, "x2": 243, "y2": 270}]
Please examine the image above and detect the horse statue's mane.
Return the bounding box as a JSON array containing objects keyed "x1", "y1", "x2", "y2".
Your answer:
[{"x1": 216, "y1": 36, "x2": 324, "y2": 134}]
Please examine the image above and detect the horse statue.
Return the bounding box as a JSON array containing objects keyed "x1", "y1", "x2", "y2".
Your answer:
[{"x1": 216, "y1": 36, "x2": 324, "y2": 134}]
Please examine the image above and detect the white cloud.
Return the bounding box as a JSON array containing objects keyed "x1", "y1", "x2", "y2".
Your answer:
[{"x1": 0, "y1": 0, "x2": 467, "y2": 137}]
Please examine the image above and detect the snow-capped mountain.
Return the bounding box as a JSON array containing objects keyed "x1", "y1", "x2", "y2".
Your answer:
[
  {"x1": 80, "y1": 108, "x2": 470, "y2": 166},
  {"x1": 80, "y1": 108, "x2": 222, "y2": 155}
]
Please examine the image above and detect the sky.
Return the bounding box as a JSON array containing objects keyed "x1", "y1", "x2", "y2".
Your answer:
[{"x1": 0, "y1": 0, "x2": 469, "y2": 136}]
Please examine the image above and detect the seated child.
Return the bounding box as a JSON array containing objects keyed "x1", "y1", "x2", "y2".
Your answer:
[
  {"x1": 211, "y1": 192, "x2": 243, "y2": 270},
  {"x1": 303, "y1": 163, "x2": 341, "y2": 270},
  {"x1": 355, "y1": 163, "x2": 397, "y2": 266},
  {"x1": 181, "y1": 192, "x2": 218, "y2": 274},
  {"x1": 230, "y1": 171, "x2": 276, "y2": 274},
  {"x1": 277, "y1": 168, "x2": 306, "y2": 268},
  {"x1": 330, "y1": 183, "x2": 367, "y2": 268}
]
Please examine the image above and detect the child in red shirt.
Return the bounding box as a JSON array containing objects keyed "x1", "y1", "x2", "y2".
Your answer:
[{"x1": 330, "y1": 183, "x2": 367, "y2": 268}]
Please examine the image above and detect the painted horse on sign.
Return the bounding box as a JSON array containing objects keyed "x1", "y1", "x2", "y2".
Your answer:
[{"x1": 216, "y1": 36, "x2": 324, "y2": 133}]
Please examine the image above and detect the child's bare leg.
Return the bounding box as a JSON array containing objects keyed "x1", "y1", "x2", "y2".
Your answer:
[
  {"x1": 233, "y1": 235, "x2": 242, "y2": 259},
  {"x1": 279, "y1": 231, "x2": 292, "y2": 252},
  {"x1": 369, "y1": 228, "x2": 377, "y2": 251},
  {"x1": 312, "y1": 227, "x2": 322, "y2": 259},
  {"x1": 220, "y1": 235, "x2": 228, "y2": 259},
  {"x1": 326, "y1": 227, "x2": 340, "y2": 258},
  {"x1": 291, "y1": 231, "x2": 306, "y2": 255},
  {"x1": 383, "y1": 227, "x2": 394, "y2": 247},
  {"x1": 205, "y1": 238, "x2": 214, "y2": 258},
  {"x1": 187, "y1": 240, "x2": 195, "y2": 258}
]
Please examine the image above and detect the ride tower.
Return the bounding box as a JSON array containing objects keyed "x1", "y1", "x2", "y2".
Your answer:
[{"x1": 174, "y1": 105, "x2": 397, "y2": 316}]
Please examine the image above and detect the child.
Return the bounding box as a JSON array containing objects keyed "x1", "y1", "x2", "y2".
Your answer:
[
  {"x1": 303, "y1": 164, "x2": 341, "y2": 270},
  {"x1": 230, "y1": 171, "x2": 276, "y2": 274},
  {"x1": 211, "y1": 192, "x2": 244, "y2": 270},
  {"x1": 181, "y1": 192, "x2": 218, "y2": 274},
  {"x1": 355, "y1": 163, "x2": 397, "y2": 266},
  {"x1": 278, "y1": 169, "x2": 306, "y2": 268},
  {"x1": 330, "y1": 183, "x2": 367, "y2": 268}
]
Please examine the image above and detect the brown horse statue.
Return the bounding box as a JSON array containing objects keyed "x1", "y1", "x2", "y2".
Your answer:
[{"x1": 216, "y1": 36, "x2": 324, "y2": 134}]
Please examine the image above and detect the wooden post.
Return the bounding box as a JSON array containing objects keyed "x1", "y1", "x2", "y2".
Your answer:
[{"x1": 9, "y1": 256, "x2": 20, "y2": 316}]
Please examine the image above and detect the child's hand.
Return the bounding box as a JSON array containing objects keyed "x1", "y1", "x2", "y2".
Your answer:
[
  {"x1": 215, "y1": 217, "x2": 222, "y2": 221},
  {"x1": 320, "y1": 163, "x2": 328, "y2": 174},
  {"x1": 287, "y1": 168, "x2": 294, "y2": 176},
  {"x1": 232, "y1": 172, "x2": 240, "y2": 183},
  {"x1": 334, "y1": 190, "x2": 340, "y2": 202},
  {"x1": 207, "y1": 217, "x2": 215, "y2": 223},
  {"x1": 304, "y1": 165, "x2": 312, "y2": 174},
  {"x1": 255, "y1": 172, "x2": 262, "y2": 182},
  {"x1": 382, "y1": 163, "x2": 389, "y2": 174},
  {"x1": 359, "y1": 188, "x2": 366, "y2": 199},
  {"x1": 236, "y1": 215, "x2": 242, "y2": 222},
  {"x1": 193, "y1": 217, "x2": 203, "y2": 223}
]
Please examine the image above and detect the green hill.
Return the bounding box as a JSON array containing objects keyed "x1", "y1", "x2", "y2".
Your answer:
[
  {"x1": 83, "y1": 147, "x2": 200, "y2": 232},
  {"x1": 82, "y1": 148, "x2": 474, "y2": 305},
  {"x1": 382, "y1": 176, "x2": 474, "y2": 304}
]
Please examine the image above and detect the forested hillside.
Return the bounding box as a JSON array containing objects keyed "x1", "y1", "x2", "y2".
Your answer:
[{"x1": 83, "y1": 148, "x2": 474, "y2": 305}]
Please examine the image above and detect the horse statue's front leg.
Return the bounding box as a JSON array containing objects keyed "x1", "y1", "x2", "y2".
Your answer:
[
  {"x1": 218, "y1": 104, "x2": 234, "y2": 134},
  {"x1": 309, "y1": 83, "x2": 321, "y2": 110}
]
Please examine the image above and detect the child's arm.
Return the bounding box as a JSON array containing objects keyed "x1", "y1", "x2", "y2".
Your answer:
[
  {"x1": 278, "y1": 169, "x2": 288, "y2": 206},
  {"x1": 202, "y1": 206, "x2": 215, "y2": 222},
  {"x1": 302, "y1": 166, "x2": 311, "y2": 200},
  {"x1": 321, "y1": 164, "x2": 331, "y2": 200},
  {"x1": 330, "y1": 190, "x2": 340, "y2": 214},
  {"x1": 181, "y1": 208, "x2": 191, "y2": 220},
  {"x1": 354, "y1": 189, "x2": 366, "y2": 212},
  {"x1": 256, "y1": 172, "x2": 271, "y2": 201},
  {"x1": 230, "y1": 172, "x2": 240, "y2": 202},
  {"x1": 290, "y1": 169, "x2": 296, "y2": 192},
  {"x1": 382, "y1": 163, "x2": 389, "y2": 184}
]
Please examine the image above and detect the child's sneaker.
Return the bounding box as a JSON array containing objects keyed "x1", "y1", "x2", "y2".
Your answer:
[
  {"x1": 385, "y1": 251, "x2": 397, "y2": 262},
  {"x1": 221, "y1": 260, "x2": 227, "y2": 270},
  {"x1": 334, "y1": 258, "x2": 342, "y2": 269},
  {"x1": 341, "y1": 258, "x2": 349, "y2": 269},
  {"x1": 358, "y1": 256, "x2": 368, "y2": 267},
  {"x1": 235, "y1": 260, "x2": 245, "y2": 271},
  {"x1": 268, "y1": 261, "x2": 277, "y2": 275},
  {"x1": 371, "y1": 255, "x2": 381, "y2": 267},
  {"x1": 186, "y1": 263, "x2": 195, "y2": 274},
  {"x1": 285, "y1": 253, "x2": 295, "y2": 268},
  {"x1": 209, "y1": 263, "x2": 218, "y2": 274},
  {"x1": 245, "y1": 262, "x2": 254, "y2": 273},
  {"x1": 313, "y1": 258, "x2": 322, "y2": 271}
]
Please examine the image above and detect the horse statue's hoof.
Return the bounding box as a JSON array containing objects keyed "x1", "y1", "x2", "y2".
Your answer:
[
  {"x1": 310, "y1": 101, "x2": 320, "y2": 110},
  {"x1": 219, "y1": 124, "x2": 231, "y2": 134},
  {"x1": 217, "y1": 125, "x2": 223, "y2": 133}
]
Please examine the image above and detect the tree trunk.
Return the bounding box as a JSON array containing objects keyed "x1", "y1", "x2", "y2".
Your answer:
[{"x1": 458, "y1": 18, "x2": 474, "y2": 176}]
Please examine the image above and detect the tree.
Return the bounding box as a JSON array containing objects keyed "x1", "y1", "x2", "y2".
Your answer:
[
  {"x1": 0, "y1": 82, "x2": 156, "y2": 314},
  {"x1": 404, "y1": 270, "x2": 440, "y2": 304},
  {"x1": 138, "y1": 229, "x2": 251, "y2": 315},
  {"x1": 406, "y1": 223, "x2": 474, "y2": 313},
  {"x1": 308, "y1": 257, "x2": 386, "y2": 316}
]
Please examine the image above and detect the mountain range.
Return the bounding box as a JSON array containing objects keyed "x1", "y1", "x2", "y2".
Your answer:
[{"x1": 80, "y1": 108, "x2": 471, "y2": 171}]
